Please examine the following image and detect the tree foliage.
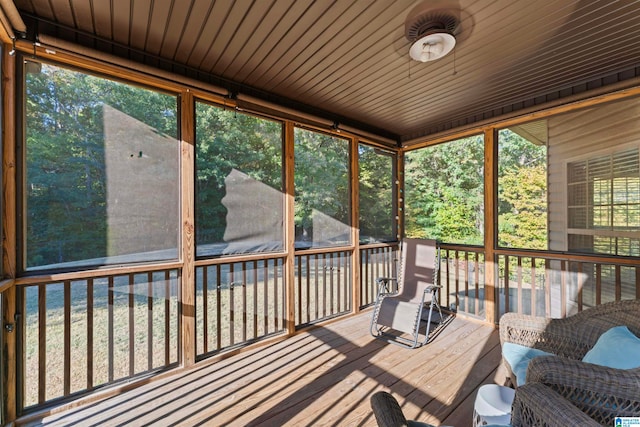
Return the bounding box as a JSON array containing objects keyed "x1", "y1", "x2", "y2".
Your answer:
[
  {"x1": 404, "y1": 129, "x2": 548, "y2": 249},
  {"x1": 25, "y1": 64, "x2": 177, "y2": 268},
  {"x1": 195, "y1": 103, "x2": 282, "y2": 248},
  {"x1": 404, "y1": 136, "x2": 485, "y2": 245},
  {"x1": 358, "y1": 146, "x2": 394, "y2": 243}
]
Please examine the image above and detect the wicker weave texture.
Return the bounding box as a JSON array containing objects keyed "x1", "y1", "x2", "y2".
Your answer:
[{"x1": 500, "y1": 299, "x2": 640, "y2": 425}]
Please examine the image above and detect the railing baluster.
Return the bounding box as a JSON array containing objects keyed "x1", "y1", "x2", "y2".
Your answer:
[
  {"x1": 38, "y1": 284, "x2": 46, "y2": 404},
  {"x1": 530, "y1": 258, "x2": 536, "y2": 316},
  {"x1": 164, "y1": 270, "x2": 170, "y2": 366},
  {"x1": 577, "y1": 262, "x2": 583, "y2": 312},
  {"x1": 322, "y1": 254, "x2": 327, "y2": 318},
  {"x1": 216, "y1": 265, "x2": 222, "y2": 351},
  {"x1": 615, "y1": 265, "x2": 622, "y2": 301},
  {"x1": 87, "y1": 278, "x2": 94, "y2": 390},
  {"x1": 516, "y1": 257, "x2": 523, "y2": 314},
  {"x1": 202, "y1": 266, "x2": 208, "y2": 354},
  {"x1": 544, "y1": 259, "x2": 550, "y2": 317},
  {"x1": 504, "y1": 255, "x2": 510, "y2": 314},
  {"x1": 253, "y1": 260, "x2": 258, "y2": 340},
  {"x1": 128, "y1": 274, "x2": 135, "y2": 377},
  {"x1": 108, "y1": 276, "x2": 114, "y2": 383},
  {"x1": 229, "y1": 264, "x2": 235, "y2": 347},
  {"x1": 263, "y1": 260, "x2": 268, "y2": 334},
  {"x1": 474, "y1": 251, "x2": 480, "y2": 313},
  {"x1": 329, "y1": 254, "x2": 335, "y2": 315},
  {"x1": 595, "y1": 263, "x2": 602, "y2": 307},
  {"x1": 64, "y1": 280, "x2": 71, "y2": 396},
  {"x1": 446, "y1": 249, "x2": 451, "y2": 309},
  {"x1": 147, "y1": 272, "x2": 153, "y2": 371},
  {"x1": 242, "y1": 263, "x2": 247, "y2": 343},
  {"x1": 560, "y1": 260, "x2": 567, "y2": 317},
  {"x1": 274, "y1": 259, "x2": 280, "y2": 331}
]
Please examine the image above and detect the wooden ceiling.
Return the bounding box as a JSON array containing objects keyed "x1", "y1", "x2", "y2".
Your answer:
[{"x1": 12, "y1": 0, "x2": 640, "y2": 146}]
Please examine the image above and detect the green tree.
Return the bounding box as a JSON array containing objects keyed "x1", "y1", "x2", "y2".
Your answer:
[
  {"x1": 25, "y1": 64, "x2": 177, "y2": 268},
  {"x1": 404, "y1": 136, "x2": 485, "y2": 245},
  {"x1": 498, "y1": 128, "x2": 548, "y2": 249},
  {"x1": 195, "y1": 103, "x2": 282, "y2": 248},
  {"x1": 358, "y1": 146, "x2": 394, "y2": 243}
]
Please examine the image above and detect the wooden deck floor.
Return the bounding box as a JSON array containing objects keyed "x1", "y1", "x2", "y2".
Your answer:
[{"x1": 28, "y1": 311, "x2": 508, "y2": 426}]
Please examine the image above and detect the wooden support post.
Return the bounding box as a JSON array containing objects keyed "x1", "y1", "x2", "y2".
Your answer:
[
  {"x1": 350, "y1": 138, "x2": 361, "y2": 313},
  {"x1": 180, "y1": 90, "x2": 196, "y2": 366},
  {"x1": 2, "y1": 45, "x2": 17, "y2": 422},
  {"x1": 397, "y1": 151, "x2": 404, "y2": 241},
  {"x1": 284, "y1": 122, "x2": 296, "y2": 335},
  {"x1": 484, "y1": 129, "x2": 498, "y2": 325}
]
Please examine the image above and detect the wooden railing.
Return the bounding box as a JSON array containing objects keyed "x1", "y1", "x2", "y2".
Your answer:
[
  {"x1": 439, "y1": 244, "x2": 486, "y2": 318},
  {"x1": 294, "y1": 249, "x2": 352, "y2": 327},
  {"x1": 438, "y1": 245, "x2": 640, "y2": 321},
  {"x1": 16, "y1": 266, "x2": 180, "y2": 409},
  {"x1": 496, "y1": 249, "x2": 640, "y2": 319},
  {"x1": 195, "y1": 256, "x2": 286, "y2": 358},
  {"x1": 359, "y1": 243, "x2": 399, "y2": 308}
]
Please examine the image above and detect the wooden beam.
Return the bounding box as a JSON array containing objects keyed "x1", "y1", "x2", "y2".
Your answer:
[
  {"x1": 284, "y1": 122, "x2": 296, "y2": 335},
  {"x1": 350, "y1": 138, "x2": 360, "y2": 313},
  {"x1": 397, "y1": 151, "x2": 404, "y2": 241},
  {"x1": 180, "y1": 90, "x2": 196, "y2": 367},
  {"x1": 483, "y1": 129, "x2": 498, "y2": 325},
  {"x1": 2, "y1": 44, "x2": 16, "y2": 422}
]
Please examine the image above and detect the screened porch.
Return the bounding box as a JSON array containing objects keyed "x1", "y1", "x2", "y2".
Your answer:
[{"x1": 0, "y1": 1, "x2": 639, "y2": 426}]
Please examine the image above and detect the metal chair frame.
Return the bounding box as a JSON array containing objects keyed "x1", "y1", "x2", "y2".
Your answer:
[{"x1": 369, "y1": 239, "x2": 443, "y2": 349}]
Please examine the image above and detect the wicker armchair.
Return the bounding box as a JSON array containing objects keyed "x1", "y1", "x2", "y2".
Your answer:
[
  {"x1": 499, "y1": 299, "x2": 640, "y2": 425},
  {"x1": 511, "y1": 383, "x2": 600, "y2": 427}
]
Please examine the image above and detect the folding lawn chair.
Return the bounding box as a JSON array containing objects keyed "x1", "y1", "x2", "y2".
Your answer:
[{"x1": 369, "y1": 238, "x2": 443, "y2": 348}]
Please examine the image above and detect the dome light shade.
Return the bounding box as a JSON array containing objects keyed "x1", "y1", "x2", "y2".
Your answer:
[{"x1": 409, "y1": 32, "x2": 456, "y2": 62}]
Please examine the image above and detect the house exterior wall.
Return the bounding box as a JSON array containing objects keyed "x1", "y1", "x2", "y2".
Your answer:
[{"x1": 547, "y1": 95, "x2": 640, "y2": 251}]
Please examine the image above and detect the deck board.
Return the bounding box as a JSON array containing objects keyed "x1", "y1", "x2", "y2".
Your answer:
[{"x1": 26, "y1": 311, "x2": 507, "y2": 426}]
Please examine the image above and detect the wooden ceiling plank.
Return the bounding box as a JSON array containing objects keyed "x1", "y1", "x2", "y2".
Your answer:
[
  {"x1": 111, "y1": 0, "x2": 131, "y2": 46},
  {"x1": 91, "y1": 0, "x2": 112, "y2": 39},
  {"x1": 254, "y1": 0, "x2": 364, "y2": 91},
  {"x1": 273, "y1": 0, "x2": 404, "y2": 99},
  {"x1": 158, "y1": 0, "x2": 191, "y2": 60},
  {"x1": 49, "y1": 0, "x2": 75, "y2": 27},
  {"x1": 144, "y1": 0, "x2": 173, "y2": 55},
  {"x1": 232, "y1": 0, "x2": 311, "y2": 84},
  {"x1": 23, "y1": 0, "x2": 55, "y2": 20},
  {"x1": 240, "y1": 1, "x2": 337, "y2": 87},
  {"x1": 199, "y1": 0, "x2": 274, "y2": 73},
  {"x1": 172, "y1": 0, "x2": 220, "y2": 66},
  {"x1": 129, "y1": 0, "x2": 152, "y2": 51},
  {"x1": 68, "y1": 0, "x2": 94, "y2": 34},
  {"x1": 218, "y1": 0, "x2": 296, "y2": 79}
]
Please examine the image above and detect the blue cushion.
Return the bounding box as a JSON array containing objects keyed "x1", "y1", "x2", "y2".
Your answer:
[
  {"x1": 582, "y1": 326, "x2": 640, "y2": 369},
  {"x1": 502, "y1": 342, "x2": 554, "y2": 386}
]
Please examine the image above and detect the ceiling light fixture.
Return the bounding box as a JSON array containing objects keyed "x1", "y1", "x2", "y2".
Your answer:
[
  {"x1": 409, "y1": 32, "x2": 456, "y2": 62},
  {"x1": 404, "y1": 4, "x2": 462, "y2": 63}
]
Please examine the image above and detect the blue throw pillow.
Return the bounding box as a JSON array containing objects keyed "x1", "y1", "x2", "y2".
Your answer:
[
  {"x1": 582, "y1": 325, "x2": 640, "y2": 369},
  {"x1": 502, "y1": 342, "x2": 554, "y2": 386}
]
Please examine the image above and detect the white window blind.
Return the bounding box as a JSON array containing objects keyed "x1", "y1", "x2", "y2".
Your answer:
[{"x1": 567, "y1": 148, "x2": 640, "y2": 256}]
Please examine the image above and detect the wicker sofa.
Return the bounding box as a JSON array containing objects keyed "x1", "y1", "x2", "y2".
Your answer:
[{"x1": 499, "y1": 299, "x2": 640, "y2": 425}]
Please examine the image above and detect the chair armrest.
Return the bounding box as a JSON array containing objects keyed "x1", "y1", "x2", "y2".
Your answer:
[
  {"x1": 375, "y1": 277, "x2": 398, "y2": 295},
  {"x1": 526, "y1": 356, "x2": 640, "y2": 423},
  {"x1": 370, "y1": 391, "x2": 409, "y2": 427},
  {"x1": 511, "y1": 383, "x2": 600, "y2": 427}
]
